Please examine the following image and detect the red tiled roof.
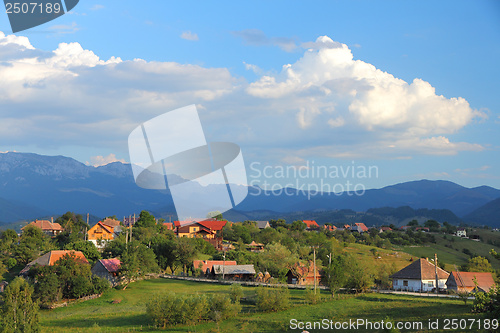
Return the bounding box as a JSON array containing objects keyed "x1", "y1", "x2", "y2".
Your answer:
[
  {"x1": 22, "y1": 220, "x2": 64, "y2": 232},
  {"x1": 101, "y1": 218, "x2": 121, "y2": 227},
  {"x1": 390, "y1": 258, "x2": 449, "y2": 280},
  {"x1": 100, "y1": 259, "x2": 121, "y2": 273},
  {"x1": 323, "y1": 225, "x2": 337, "y2": 231},
  {"x1": 198, "y1": 220, "x2": 227, "y2": 231},
  {"x1": 193, "y1": 260, "x2": 237, "y2": 272},
  {"x1": 448, "y1": 272, "x2": 496, "y2": 292},
  {"x1": 163, "y1": 222, "x2": 174, "y2": 230},
  {"x1": 303, "y1": 220, "x2": 319, "y2": 228},
  {"x1": 380, "y1": 227, "x2": 392, "y2": 231},
  {"x1": 355, "y1": 223, "x2": 369, "y2": 232},
  {"x1": 20, "y1": 250, "x2": 88, "y2": 275}
]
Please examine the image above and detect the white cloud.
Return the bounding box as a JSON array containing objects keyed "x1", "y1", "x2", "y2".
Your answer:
[
  {"x1": 180, "y1": 31, "x2": 199, "y2": 41},
  {"x1": 233, "y1": 29, "x2": 297, "y2": 52},
  {"x1": 49, "y1": 22, "x2": 79, "y2": 34},
  {"x1": 90, "y1": 4, "x2": 104, "y2": 11},
  {"x1": 86, "y1": 154, "x2": 125, "y2": 167},
  {"x1": 0, "y1": 32, "x2": 485, "y2": 164}
]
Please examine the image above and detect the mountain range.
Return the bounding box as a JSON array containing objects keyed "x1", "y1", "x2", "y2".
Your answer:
[{"x1": 0, "y1": 152, "x2": 499, "y2": 227}]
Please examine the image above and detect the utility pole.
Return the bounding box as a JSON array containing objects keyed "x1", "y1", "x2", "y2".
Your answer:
[
  {"x1": 434, "y1": 253, "x2": 439, "y2": 294},
  {"x1": 222, "y1": 251, "x2": 226, "y2": 280},
  {"x1": 313, "y1": 246, "x2": 318, "y2": 294}
]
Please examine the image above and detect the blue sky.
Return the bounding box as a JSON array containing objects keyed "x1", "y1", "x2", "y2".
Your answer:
[{"x1": 0, "y1": 0, "x2": 499, "y2": 190}]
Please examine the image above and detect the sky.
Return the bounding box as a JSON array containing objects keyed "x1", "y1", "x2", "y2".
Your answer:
[{"x1": 0, "y1": 0, "x2": 499, "y2": 191}]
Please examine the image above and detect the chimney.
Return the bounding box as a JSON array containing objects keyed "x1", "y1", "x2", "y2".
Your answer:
[{"x1": 51, "y1": 217, "x2": 53, "y2": 223}]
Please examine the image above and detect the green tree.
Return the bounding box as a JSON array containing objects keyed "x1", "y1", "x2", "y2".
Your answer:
[
  {"x1": 206, "y1": 211, "x2": 223, "y2": 221},
  {"x1": 461, "y1": 256, "x2": 494, "y2": 273},
  {"x1": 54, "y1": 212, "x2": 89, "y2": 238},
  {"x1": 345, "y1": 255, "x2": 373, "y2": 293},
  {"x1": 424, "y1": 220, "x2": 440, "y2": 232},
  {"x1": 290, "y1": 220, "x2": 307, "y2": 232},
  {"x1": 64, "y1": 240, "x2": 101, "y2": 264},
  {"x1": 15, "y1": 226, "x2": 54, "y2": 265},
  {"x1": 261, "y1": 242, "x2": 299, "y2": 281},
  {"x1": 176, "y1": 238, "x2": 197, "y2": 275},
  {"x1": 0, "y1": 277, "x2": 40, "y2": 333},
  {"x1": 408, "y1": 220, "x2": 419, "y2": 227},
  {"x1": 120, "y1": 242, "x2": 158, "y2": 288},
  {"x1": 134, "y1": 211, "x2": 156, "y2": 229},
  {"x1": 323, "y1": 254, "x2": 348, "y2": 294}
]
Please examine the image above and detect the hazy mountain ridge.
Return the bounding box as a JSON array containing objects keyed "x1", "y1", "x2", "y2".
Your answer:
[{"x1": 0, "y1": 152, "x2": 499, "y2": 227}]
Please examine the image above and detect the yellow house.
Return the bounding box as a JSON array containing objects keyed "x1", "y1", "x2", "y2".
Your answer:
[
  {"x1": 176, "y1": 222, "x2": 216, "y2": 238},
  {"x1": 88, "y1": 222, "x2": 115, "y2": 247}
]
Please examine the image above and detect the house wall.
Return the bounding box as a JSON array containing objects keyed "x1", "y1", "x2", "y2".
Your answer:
[
  {"x1": 91, "y1": 262, "x2": 117, "y2": 286},
  {"x1": 88, "y1": 224, "x2": 114, "y2": 241},
  {"x1": 392, "y1": 278, "x2": 447, "y2": 292}
]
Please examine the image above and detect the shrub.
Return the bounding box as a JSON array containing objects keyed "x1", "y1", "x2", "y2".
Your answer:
[
  {"x1": 146, "y1": 292, "x2": 240, "y2": 328},
  {"x1": 305, "y1": 287, "x2": 322, "y2": 305},
  {"x1": 229, "y1": 283, "x2": 244, "y2": 303},
  {"x1": 255, "y1": 286, "x2": 290, "y2": 312}
]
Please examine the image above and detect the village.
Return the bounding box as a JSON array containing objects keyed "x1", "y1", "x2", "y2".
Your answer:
[{"x1": 1, "y1": 212, "x2": 497, "y2": 298}]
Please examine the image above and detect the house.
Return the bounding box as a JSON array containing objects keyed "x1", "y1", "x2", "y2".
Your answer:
[
  {"x1": 446, "y1": 272, "x2": 496, "y2": 293},
  {"x1": 22, "y1": 219, "x2": 64, "y2": 236},
  {"x1": 197, "y1": 219, "x2": 227, "y2": 234},
  {"x1": 192, "y1": 260, "x2": 237, "y2": 275},
  {"x1": 92, "y1": 258, "x2": 121, "y2": 286},
  {"x1": 455, "y1": 228, "x2": 467, "y2": 237},
  {"x1": 352, "y1": 223, "x2": 369, "y2": 233},
  {"x1": 379, "y1": 227, "x2": 392, "y2": 233},
  {"x1": 286, "y1": 262, "x2": 321, "y2": 286},
  {"x1": 0, "y1": 281, "x2": 8, "y2": 293},
  {"x1": 20, "y1": 250, "x2": 89, "y2": 275},
  {"x1": 88, "y1": 221, "x2": 116, "y2": 248},
  {"x1": 255, "y1": 221, "x2": 271, "y2": 229},
  {"x1": 323, "y1": 225, "x2": 337, "y2": 232},
  {"x1": 123, "y1": 216, "x2": 139, "y2": 227},
  {"x1": 211, "y1": 264, "x2": 256, "y2": 280},
  {"x1": 390, "y1": 258, "x2": 449, "y2": 292},
  {"x1": 302, "y1": 220, "x2": 320, "y2": 230},
  {"x1": 163, "y1": 222, "x2": 174, "y2": 231},
  {"x1": 176, "y1": 222, "x2": 216, "y2": 238},
  {"x1": 246, "y1": 241, "x2": 265, "y2": 252}
]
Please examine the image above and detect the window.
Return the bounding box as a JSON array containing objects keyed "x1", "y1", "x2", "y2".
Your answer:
[{"x1": 403, "y1": 280, "x2": 408, "y2": 287}]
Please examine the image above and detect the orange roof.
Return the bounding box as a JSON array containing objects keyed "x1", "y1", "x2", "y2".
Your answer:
[
  {"x1": 22, "y1": 220, "x2": 63, "y2": 232},
  {"x1": 289, "y1": 262, "x2": 320, "y2": 279},
  {"x1": 198, "y1": 219, "x2": 227, "y2": 231},
  {"x1": 448, "y1": 272, "x2": 496, "y2": 292},
  {"x1": 20, "y1": 250, "x2": 89, "y2": 275},
  {"x1": 94, "y1": 222, "x2": 114, "y2": 234},
  {"x1": 193, "y1": 260, "x2": 237, "y2": 272},
  {"x1": 355, "y1": 223, "x2": 369, "y2": 232},
  {"x1": 101, "y1": 218, "x2": 121, "y2": 227},
  {"x1": 247, "y1": 241, "x2": 264, "y2": 247},
  {"x1": 48, "y1": 250, "x2": 89, "y2": 265},
  {"x1": 303, "y1": 220, "x2": 319, "y2": 228},
  {"x1": 323, "y1": 225, "x2": 337, "y2": 231},
  {"x1": 163, "y1": 222, "x2": 174, "y2": 230}
]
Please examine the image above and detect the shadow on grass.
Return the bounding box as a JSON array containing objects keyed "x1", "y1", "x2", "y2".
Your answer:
[{"x1": 43, "y1": 313, "x2": 149, "y2": 330}]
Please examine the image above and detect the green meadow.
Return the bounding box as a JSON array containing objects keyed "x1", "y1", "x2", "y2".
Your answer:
[{"x1": 39, "y1": 278, "x2": 486, "y2": 333}]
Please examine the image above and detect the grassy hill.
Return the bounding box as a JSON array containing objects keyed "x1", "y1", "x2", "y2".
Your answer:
[
  {"x1": 39, "y1": 278, "x2": 478, "y2": 333},
  {"x1": 400, "y1": 233, "x2": 500, "y2": 271}
]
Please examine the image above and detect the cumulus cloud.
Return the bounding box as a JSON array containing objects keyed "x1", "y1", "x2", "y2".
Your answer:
[
  {"x1": 180, "y1": 31, "x2": 199, "y2": 41},
  {"x1": 0, "y1": 32, "x2": 484, "y2": 164},
  {"x1": 87, "y1": 154, "x2": 126, "y2": 167}
]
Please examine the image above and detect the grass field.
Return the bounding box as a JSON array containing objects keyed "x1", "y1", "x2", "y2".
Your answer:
[
  {"x1": 39, "y1": 278, "x2": 486, "y2": 333},
  {"x1": 400, "y1": 234, "x2": 500, "y2": 271}
]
